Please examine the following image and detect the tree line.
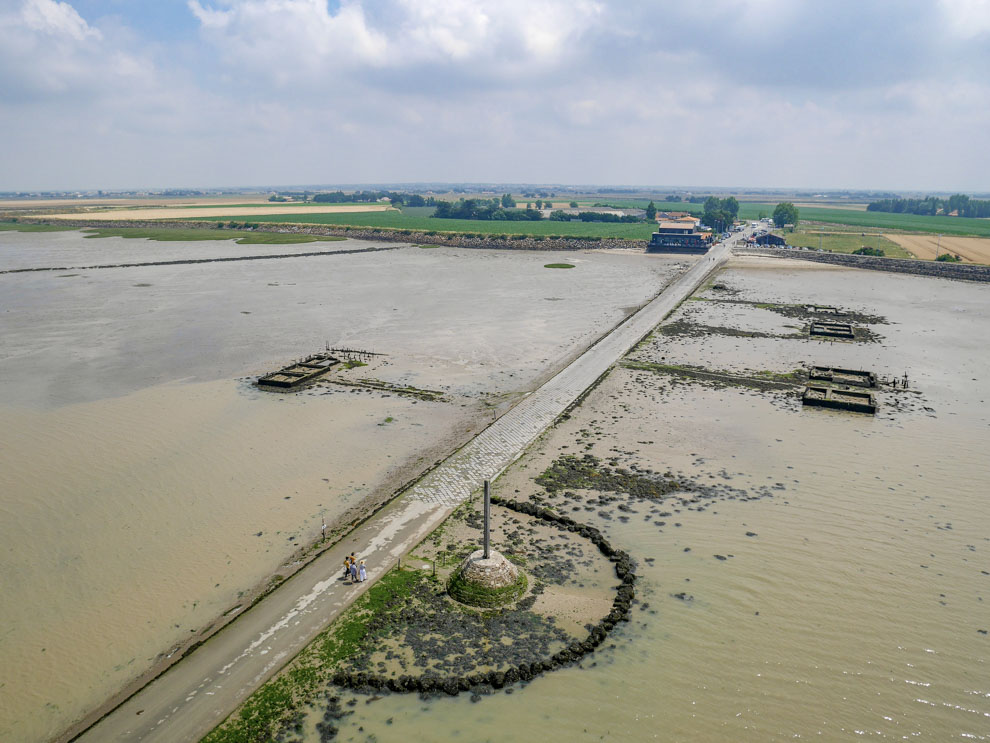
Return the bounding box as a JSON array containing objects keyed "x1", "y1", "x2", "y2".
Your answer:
[
  {"x1": 866, "y1": 194, "x2": 990, "y2": 218},
  {"x1": 433, "y1": 198, "x2": 543, "y2": 221}
]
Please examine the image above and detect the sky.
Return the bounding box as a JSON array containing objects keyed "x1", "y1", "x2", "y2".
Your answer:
[{"x1": 1, "y1": 0, "x2": 989, "y2": 192}]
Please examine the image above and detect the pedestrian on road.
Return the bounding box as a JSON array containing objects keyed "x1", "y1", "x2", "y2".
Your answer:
[
  {"x1": 350, "y1": 560, "x2": 358, "y2": 582},
  {"x1": 343, "y1": 557, "x2": 351, "y2": 579},
  {"x1": 359, "y1": 561, "x2": 367, "y2": 582}
]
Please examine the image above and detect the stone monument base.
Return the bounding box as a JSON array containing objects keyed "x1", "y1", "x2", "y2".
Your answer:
[{"x1": 448, "y1": 549, "x2": 527, "y2": 607}]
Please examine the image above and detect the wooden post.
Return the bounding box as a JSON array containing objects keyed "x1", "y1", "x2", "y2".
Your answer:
[{"x1": 483, "y1": 480, "x2": 491, "y2": 560}]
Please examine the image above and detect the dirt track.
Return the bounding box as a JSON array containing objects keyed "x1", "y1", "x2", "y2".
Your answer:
[
  {"x1": 46, "y1": 204, "x2": 391, "y2": 220},
  {"x1": 886, "y1": 234, "x2": 990, "y2": 264}
]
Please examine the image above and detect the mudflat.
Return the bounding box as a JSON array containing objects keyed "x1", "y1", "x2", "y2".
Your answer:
[
  {"x1": 0, "y1": 229, "x2": 685, "y2": 743},
  {"x1": 287, "y1": 255, "x2": 990, "y2": 741}
]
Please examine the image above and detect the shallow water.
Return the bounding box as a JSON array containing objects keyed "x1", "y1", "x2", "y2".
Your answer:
[
  {"x1": 0, "y1": 231, "x2": 684, "y2": 742},
  {"x1": 298, "y1": 259, "x2": 990, "y2": 742}
]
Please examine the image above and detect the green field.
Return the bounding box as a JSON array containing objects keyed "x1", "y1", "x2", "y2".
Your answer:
[
  {"x1": 0, "y1": 222, "x2": 77, "y2": 233},
  {"x1": 793, "y1": 207, "x2": 990, "y2": 237},
  {"x1": 80, "y1": 226, "x2": 346, "y2": 244},
  {"x1": 784, "y1": 230, "x2": 912, "y2": 259},
  {"x1": 190, "y1": 211, "x2": 658, "y2": 240},
  {"x1": 0, "y1": 221, "x2": 345, "y2": 244},
  {"x1": 174, "y1": 202, "x2": 373, "y2": 208}
]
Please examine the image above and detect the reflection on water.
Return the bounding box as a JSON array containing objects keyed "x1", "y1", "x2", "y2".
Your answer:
[
  {"x1": 0, "y1": 232, "x2": 682, "y2": 743},
  {"x1": 300, "y1": 260, "x2": 990, "y2": 741}
]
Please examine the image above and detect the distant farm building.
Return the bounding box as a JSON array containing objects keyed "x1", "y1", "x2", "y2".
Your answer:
[{"x1": 647, "y1": 222, "x2": 711, "y2": 253}]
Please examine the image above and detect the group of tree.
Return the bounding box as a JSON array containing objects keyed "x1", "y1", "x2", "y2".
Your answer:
[
  {"x1": 313, "y1": 190, "x2": 394, "y2": 204},
  {"x1": 547, "y1": 211, "x2": 640, "y2": 223},
  {"x1": 433, "y1": 198, "x2": 542, "y2": 221},
  {"x1": 852, "y1": 246, "x2": 884, "y2": 257},
  {"x1": 772, "y1": 202, "x2": 800, "y2": 227},
  {"x1": 701, "y1": 196, "x2": 740, "y2": 232},
  {"x1": 867, "y1": 194, "x2": 990, "y2": 218}
]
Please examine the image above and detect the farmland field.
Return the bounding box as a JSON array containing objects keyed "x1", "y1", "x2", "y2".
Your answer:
[
  {"x1": 885, "y1": 234, "x2": 990, "y2": 264},
  {"x1": 200, "y1": 210, "x2": 659, "y2": 239},
  {"x1": 784, "y1": 230, "x2": 912, "y2": 259},
  {"x1": 47, "y1": 204, "x2": 390, "y2": 221}
]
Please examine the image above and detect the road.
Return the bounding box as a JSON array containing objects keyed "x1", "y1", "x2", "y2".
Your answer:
[{"x1": 71, "y1": 230, "x2": 747, "y2": 743}]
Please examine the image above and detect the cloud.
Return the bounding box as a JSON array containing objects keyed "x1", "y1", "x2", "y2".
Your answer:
[
  {"x1": 0, "y1": 0, "x2": 988, "y2": 190},
  {"x1": 187, "y1": 0, "x2": 604, "y2": 88}
]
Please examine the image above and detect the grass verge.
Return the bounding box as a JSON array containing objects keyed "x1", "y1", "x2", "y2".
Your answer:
[
  {"x1": 201, "y1": 569, "x2": 422, "y2": 743},
  {"x1": 79, "y1": 226, "x2": 347, "y2": 245},
  {"x1": 784, "y1": 230, "x2": 911, "y2": 259}
]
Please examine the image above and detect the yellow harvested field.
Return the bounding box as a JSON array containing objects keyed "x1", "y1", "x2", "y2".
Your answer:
[
  {"x1": 886, "y1": 234, "x2": 990, "y2": 264},
  {"x1": 47, "y1": 204, "x2": 392, "y2": 221}
]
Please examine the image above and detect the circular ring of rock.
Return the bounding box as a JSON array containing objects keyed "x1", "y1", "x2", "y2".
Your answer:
[{"x1": 331, "y1": 496, "x2": 636, "y2": 697}]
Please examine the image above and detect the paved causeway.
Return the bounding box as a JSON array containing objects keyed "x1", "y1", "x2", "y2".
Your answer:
[{"x1": 73, "y1": 233, "x2": 744, "y2": 743}]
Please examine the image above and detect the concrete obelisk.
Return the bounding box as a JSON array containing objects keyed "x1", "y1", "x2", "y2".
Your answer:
[{"x1": 483, "y1": 479, "x2": 491, "y2": 559}]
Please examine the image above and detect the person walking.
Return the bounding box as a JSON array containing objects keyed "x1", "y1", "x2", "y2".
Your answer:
[
  {"x1": 359, "y1": 561, "x2": 367, "y2": 582},
  {"x1": 343, "y1": 556, "x2": 351, "y2": 579},
  {"x1": 349, "y1": 559, "x2": 358, "y2": 583}
]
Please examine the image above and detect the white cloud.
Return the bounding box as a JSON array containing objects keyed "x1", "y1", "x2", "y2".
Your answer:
[
  {"x1": 938, "y1": 0, "x2": 990, "y2": 37},
  {"x1": 0, "y1": 0, "x2": 988, "y2": 190},
  {"x1": 20, "y1": 0, "x2": 100, "y2": 41},
  {"x1": 187, "y1": 0, "x2": 603, "y2": 82}
]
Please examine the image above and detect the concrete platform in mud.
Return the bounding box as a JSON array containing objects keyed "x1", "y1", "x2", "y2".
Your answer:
[
  {"x1": 809, "y1": 321, "x2": 855, "y2": 339},
  {"x1": 809, "y1": 366, "x2": 877, "y2": 388},
  {"x1": 804, "y1": 304, "x2": 845, "y2": 316},
  {"x1": 257, "y1": 353, "x2": 339, "y2": 389},
  {"x1": 802, "y1": 385, "x2": 877, "y2": 414}
]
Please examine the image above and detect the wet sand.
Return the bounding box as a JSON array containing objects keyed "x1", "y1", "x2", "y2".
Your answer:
[
  {"x1": 0, "y1": 231, "x2": 684, "y2": 742},
  {"x1": 301, "y1": 257, "x2": 990, "y2": 741}
]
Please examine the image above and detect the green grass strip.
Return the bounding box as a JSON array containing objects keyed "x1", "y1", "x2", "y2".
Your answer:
[
  {"x1": 0, "y1": 222, "x2": 78, "y2": 233},
  {"x1": 202, "y1": 568, "x2": 422, "y2": 743},
  {"x1": 79, "y1": 226, "x2": 346, "y2": 245}
]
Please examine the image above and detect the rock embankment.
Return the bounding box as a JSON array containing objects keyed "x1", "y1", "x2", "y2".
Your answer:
[{"x1": 736, "y1": 246, "x2": 990, "y2": 283}]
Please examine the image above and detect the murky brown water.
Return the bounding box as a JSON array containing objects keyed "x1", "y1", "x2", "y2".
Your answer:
[
  {"x1": 298, "y1": 259, "x2": 990, "y2": 741},
  {"x1": 0, "y1": 230, "x2": 684, "y2": 743}
]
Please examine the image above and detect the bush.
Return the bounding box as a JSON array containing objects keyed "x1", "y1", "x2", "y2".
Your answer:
[
  {"x1": 935, "y1": 253, "x2": 962, "y2": 262},
  {"x1": 852, "y1": 246, "x2": 884, "y2": 256}
]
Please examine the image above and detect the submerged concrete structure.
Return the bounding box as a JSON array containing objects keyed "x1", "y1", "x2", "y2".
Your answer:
[
  {"x1": 802, "y1": 385, "x2": 877, "y2": 414},
  {"x1": 809, "y1": 366, "x2": 877, "y2": 388},
  {"x1": 810, "y1": 321, "x2": 855, "y2": 339},
  {"x1": 257, "y1": 352, "x2": 338, "y2": 389}
]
